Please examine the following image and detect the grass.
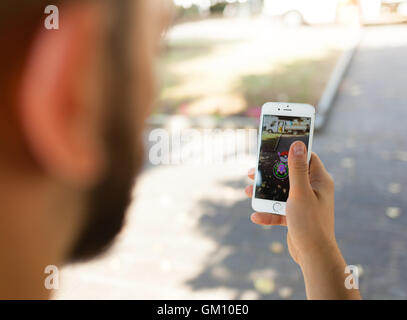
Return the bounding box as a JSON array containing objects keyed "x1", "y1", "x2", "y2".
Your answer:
[
  {"x1": 157, "y1": 50, "x2": 340, "y2": 114},
  {"x1": 237, "y1": 51, "x2": 341, "y2": 109},
  {"x1": 162, "y1": 39, "x2": 215, "y2": 65},
  {"x1": 156, "y1": 19, "x2": 344, "y2": 116},
  {"x1": 261, "y1": 132, "x2": 281, "y2": 141}
]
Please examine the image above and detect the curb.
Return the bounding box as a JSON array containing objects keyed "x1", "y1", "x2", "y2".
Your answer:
[{"x1": 314, "y1": 32, "x2": 362, "y2": 131}]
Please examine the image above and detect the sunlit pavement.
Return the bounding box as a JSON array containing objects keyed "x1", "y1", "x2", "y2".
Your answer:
[{"x1": 56, "y1": 24, "x2": 407, "y2": 300}]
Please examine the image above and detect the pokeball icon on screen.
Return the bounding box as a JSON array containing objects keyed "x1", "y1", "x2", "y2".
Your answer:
[{"x1": 273, "y1": 162, "x2": 288, "y2": 179}]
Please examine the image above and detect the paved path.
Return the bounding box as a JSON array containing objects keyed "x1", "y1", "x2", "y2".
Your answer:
[
  {"x1": 314, "y1": 24, "x2": 407, "y2": 299},
  {"x1": 55, "y1": 24, "x2": 407, "y2": 300}
]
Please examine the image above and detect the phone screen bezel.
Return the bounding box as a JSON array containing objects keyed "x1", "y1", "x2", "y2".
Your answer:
[{"x1": 251, "y1": 102, "x2": 315, "y2": 215}]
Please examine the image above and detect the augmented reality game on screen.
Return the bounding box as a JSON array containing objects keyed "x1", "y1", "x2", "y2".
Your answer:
[{"x1": 255, "y1": 115, "x2": 311, "y2": 202}]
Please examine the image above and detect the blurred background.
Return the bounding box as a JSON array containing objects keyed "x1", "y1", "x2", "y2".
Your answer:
[{"x1": 56, "y1": 0, "x2": 407, "y2": 299}]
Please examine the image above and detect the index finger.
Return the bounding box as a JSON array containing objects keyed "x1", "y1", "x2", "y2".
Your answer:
[
  {"x1": 248, "y1": 168, "x2": 255, "y2": 180},
  {"x1": 251, "y1": 212, "x2": 287, "y2": 226},
  {"x1": 309, "y1": 152, "x2": 334, "y2": 193}
]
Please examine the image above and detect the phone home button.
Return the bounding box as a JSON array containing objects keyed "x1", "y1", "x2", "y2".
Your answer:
[{"x1": 273, "y1": 202, "x2": 282, "y2": 213}]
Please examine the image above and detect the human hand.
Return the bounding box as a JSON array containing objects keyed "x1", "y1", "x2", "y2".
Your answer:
[{"x1": 245, "y1": 141, "x2": 337, "y2": 267}]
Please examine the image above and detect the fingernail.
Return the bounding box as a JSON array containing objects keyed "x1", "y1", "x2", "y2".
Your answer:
[{"x1": 293, "y1": 142, "x2": 305, "y2": 156}]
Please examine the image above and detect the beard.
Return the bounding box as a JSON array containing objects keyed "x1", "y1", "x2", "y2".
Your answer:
[
  {"x1": 68, "y1": 121, "x2": 144, "y2": 263},
  {"x1": 68, "y1": 0, "x2": 145, "y2": 263},
  {"x1": 68, "y1": 110, "x2": 144, "y2": 263}
]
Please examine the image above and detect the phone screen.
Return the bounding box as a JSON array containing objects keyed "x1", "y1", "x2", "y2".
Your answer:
[{"x1": 255, "y1": 115, "x2": 311, "y2": 202}]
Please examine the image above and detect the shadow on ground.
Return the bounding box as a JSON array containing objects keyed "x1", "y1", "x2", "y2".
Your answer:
[{"x1": 185, "y1": 177, "x2": 305, "y2": 299}]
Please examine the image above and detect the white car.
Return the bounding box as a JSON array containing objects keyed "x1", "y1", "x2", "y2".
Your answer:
[
  {"x1": 262, "y1": 0, "x2": 341, "y2": 25},
  {"x1": 263, "y1": 0, "x2": 407, "y2": 26}
]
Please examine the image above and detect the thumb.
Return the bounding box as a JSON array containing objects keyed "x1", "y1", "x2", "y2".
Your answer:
[{"x1": 288, "y1": 141, "x2": 311, "y2": 196}]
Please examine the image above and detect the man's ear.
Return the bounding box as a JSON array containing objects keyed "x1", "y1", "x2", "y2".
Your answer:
[{"x1": 19, "y1": 3, "x2": 107, "y2": 188}]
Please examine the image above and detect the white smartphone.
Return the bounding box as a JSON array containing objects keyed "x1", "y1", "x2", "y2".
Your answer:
[{"x1": 252, "y1": 102, "x2": 315, "y2": 215}]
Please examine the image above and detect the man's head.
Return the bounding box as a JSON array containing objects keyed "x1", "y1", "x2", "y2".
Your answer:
[{"x1": 0, "y1": 0, "x2": 170, "y2": 297}]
